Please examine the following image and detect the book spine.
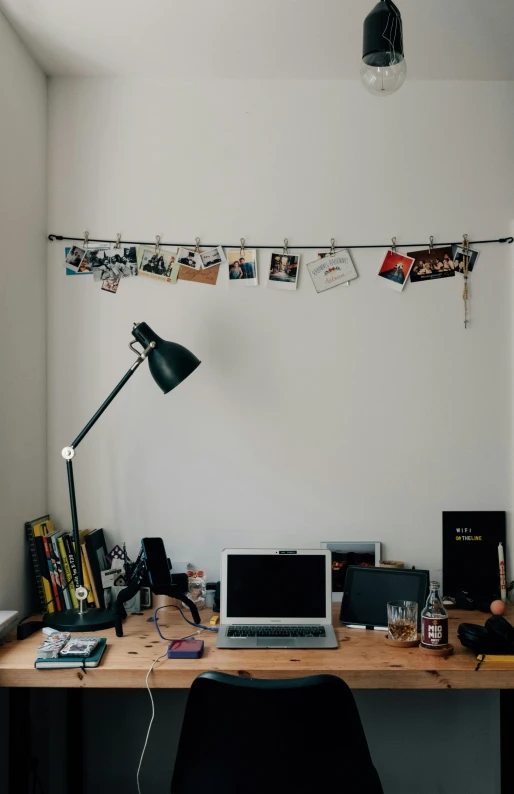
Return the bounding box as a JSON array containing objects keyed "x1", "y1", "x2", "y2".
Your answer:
[
  {"x1": 59, "y1": 536, "x2": 78, "y2": 609},
  {"x1": 26, "y1": 524, "x2": 47, "y2": 613},
  {"x1": 76, "y1": 541, "x2": 95, "y2": 605},
  {"x1": 81, "y1": 542, "x2": 100, "y2": 608},
  {"x1": 33, "y1": 531, "x2": 55, "y2": 614},
  {"x1": 50, "y1": 535, "x2": 69, "y2": 610},
  {"x1": 42, "y1": 535, "x2": 61, "y2": 611}
]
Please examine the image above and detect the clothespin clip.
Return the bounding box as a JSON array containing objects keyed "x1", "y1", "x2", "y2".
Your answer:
[
  {"x1": 330, "y1": 237, "x2": 336, "y2": 256},
  {"x1": 154, "y1": 235, "x2": 161, "y2": 256},
  {"x1": 283, "y1": 238, "x2": 289, "y2": 255},
  {"x1": 391, "y1": 237, "x2": 397, "y2": 253},
  {"x1": 240, "y1": 237, "x2": 245, "y2": 258},
  {"x1": 429, "y1": 235, "x2": 434, "y2": 254},
  {"x1": 195, "y1": 237, "x2": 201, "y2": 253},
  {"x1": 114, "y1": 233, "x2": 121, "y2": 249},
  {"x1": 83, "y1": 231, "x2": 90, "y2": 250}
]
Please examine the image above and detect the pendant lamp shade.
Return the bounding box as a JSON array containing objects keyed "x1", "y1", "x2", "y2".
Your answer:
[{"x1": 361, "y1": 0, "x2": 407, "y2": 96}]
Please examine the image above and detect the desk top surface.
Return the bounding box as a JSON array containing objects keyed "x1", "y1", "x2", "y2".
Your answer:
[{"x1": 1, "y1": 604, "x2": 513, "y2": 690}]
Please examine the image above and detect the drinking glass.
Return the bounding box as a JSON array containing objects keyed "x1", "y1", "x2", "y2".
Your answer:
[{"x1": 387, "y1": 600, "x2": 418, "y2": 642}]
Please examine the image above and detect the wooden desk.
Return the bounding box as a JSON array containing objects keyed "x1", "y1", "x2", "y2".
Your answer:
[
  {"x1": 2, "y1": 606, "x2": 514, "y2": 794},
  {"x1": 1, "y1": 605, "x2": 514, "y2": 689}
]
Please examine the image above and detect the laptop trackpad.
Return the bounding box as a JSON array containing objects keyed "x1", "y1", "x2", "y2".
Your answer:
[{"x1": 257, "y1": 638, "x2": 296, "y2": 647}]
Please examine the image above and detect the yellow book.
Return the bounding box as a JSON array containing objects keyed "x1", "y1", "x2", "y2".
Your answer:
[
  {"x1": 58, "y1": 536, "x2": 78, "y2": 609},
  {"x1": 477, "y1": 654, "x2": 514, "y2": 663},
  {"x1": 32, "y1": 519, "x2": 55, "y2": 614},
  {"x1": 78, "y1": 530, "x2": 95, "y2": 605}
]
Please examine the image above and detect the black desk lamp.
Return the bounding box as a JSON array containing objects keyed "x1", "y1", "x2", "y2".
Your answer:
[{"x1": 44, "y1": 322, "x2": 200, "y2": 632}]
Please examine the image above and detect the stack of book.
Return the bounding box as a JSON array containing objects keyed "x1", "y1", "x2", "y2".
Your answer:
[
  {"x1": 26, "y1": 515, "x2": 110, "y2": 614},
  {"x1": 35, "y1": 632, "x2": 107, "y2": 669}
]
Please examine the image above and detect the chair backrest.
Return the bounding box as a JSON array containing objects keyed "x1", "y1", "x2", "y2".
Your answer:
[{"x1": 171, "y1": 672, "x2": 383, "y2": 794}]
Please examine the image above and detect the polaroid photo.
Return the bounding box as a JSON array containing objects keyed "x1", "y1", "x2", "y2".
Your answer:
[
  {"x1": 267, "y1": 252, "x2": 300, "y2": 290},
  {"x1": 101, "y1": 278, "x2": 120, "y2": 294},
  {"x1": 137, "y1": 247, "x2": 179, "y2": 283},
  {"x1": 409, "y1": 247, "x2": 456, "y2": 283},
  {"x1": 177, "y1": 247, "x2": 201, "y2": 270},
  {"x1": 452, "y1": 244, "x2": 480, "y2": 275},
  {"x1": 227, "y1": 250, "x2": 258, "y2": 286},
  {"x1": 67, "y1": 245, "x2": 109, "y2": 276},
  {"x1": 200, "y1": 246, "x2": 226, "y2": 270},
  {"x1": 65, "y1": 245, "x2": 86, "y2": 273},
  {"x1": 321, "y1": 542, "x2": 381, "y2": 601},
  {"x1": 377, "y1": 250, "x2": 415, "y2": 292},
  {"x1": 307, "y1": 250, "x2": 358, "y2": 293}
]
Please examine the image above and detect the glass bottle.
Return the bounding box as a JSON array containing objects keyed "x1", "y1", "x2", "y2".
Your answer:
[{"x1": 421, "y1": 581, "x2": 448, "y2": 649}]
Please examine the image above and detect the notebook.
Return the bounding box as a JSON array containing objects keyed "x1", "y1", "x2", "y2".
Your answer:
[{"x1": 35, "y1": 637, "x2": 107, "y2": 669}]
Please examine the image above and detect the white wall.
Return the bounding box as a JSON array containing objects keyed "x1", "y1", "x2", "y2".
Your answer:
[
  {"x1": 48, "y1": 77, "x2": 514, "y2": 581},
  {"x1": 0, "y1": 12, "x2": 47, "y2": 614}
]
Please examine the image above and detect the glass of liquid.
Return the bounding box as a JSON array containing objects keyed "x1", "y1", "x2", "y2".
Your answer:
[{"x1": 387, "y1": 600, "x2": 418, "y2": 642}]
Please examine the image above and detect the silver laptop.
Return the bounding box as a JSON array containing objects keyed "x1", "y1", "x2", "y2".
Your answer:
[{"x1": 216, "y1": 549, "x2": 338, "y2": 649}]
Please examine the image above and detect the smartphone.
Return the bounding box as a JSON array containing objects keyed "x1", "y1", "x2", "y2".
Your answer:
[
  {"x1": 167, "y1": 639, "x2": 204, "y2": 659},
  {"x1": 141, "y1": 537, "x2": 172, "y2": 589}
]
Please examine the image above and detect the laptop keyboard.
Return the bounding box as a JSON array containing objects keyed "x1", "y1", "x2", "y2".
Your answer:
[{"x1": 227, "y1": 625, "x2": 326, "y2": 638}]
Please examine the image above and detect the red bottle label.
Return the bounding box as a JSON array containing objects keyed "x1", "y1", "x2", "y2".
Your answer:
[{"x1": 422, "y1": 616, "x2": 448, "y2": 647}]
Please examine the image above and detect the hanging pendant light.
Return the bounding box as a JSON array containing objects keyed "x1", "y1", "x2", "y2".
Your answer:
[{"x1": 361, "y1": 0, "x2": 407, "y2": 96}]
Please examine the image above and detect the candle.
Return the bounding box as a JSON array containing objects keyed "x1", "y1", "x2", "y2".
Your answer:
[{"x1": 498, "y1": 542, "x2": 507, "y2": 604}]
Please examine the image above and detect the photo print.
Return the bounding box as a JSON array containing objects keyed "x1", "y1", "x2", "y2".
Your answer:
[
  {"x1": 307, "y1": 249, "x2": 358, "y2": 293},
  {"x1": 64, "y1": 245, "x2": 108, "y2": 276},
  {"x1": 91, "y1": 247, "x2": 138, "y2": 282},
  {"x1": 227, "y1": 250, "x2": 258, "y2": 286},
  {"x1": 267, "y1": 252, "x2": 300, "y2": 290},
  {"x1": 200, "y1": 246, "x2": 226, "y2": 269},
  {"x1": 177, "y1": 247, "x2": 201, "y2": 270},
  {"x1": 65, "y1": 245, "x2": 86, "y2": 273},
  {"x1": 101, "y1": 278, "x2": 120, "y2": 294},
  {"x1": 137, "y1": 247, "x2": 180, "y2": 283},
  {"x1": 452, "y1": 244, "x2": 480, "y2": 275},
  {"x1": 409, "y1": 247, "x2": 456, "y2": 283},
  {"x1": 377, "y1": 250, "x2": 415, "y2": 292}
]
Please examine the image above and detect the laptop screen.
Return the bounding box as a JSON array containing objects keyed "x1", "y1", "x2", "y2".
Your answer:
[{"x1": 226, "y1": 554, "x2": 327, "y2": 618}]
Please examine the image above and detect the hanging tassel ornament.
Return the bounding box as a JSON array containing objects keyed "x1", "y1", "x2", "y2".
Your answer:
[{"x1": 462, "y1": 234, "x2": 470, "y2": 329}]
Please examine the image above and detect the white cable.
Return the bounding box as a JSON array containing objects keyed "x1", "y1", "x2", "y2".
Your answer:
[
  {"x1": 136, "y1": 630, "x2": 204, "y2": 794},
  {"x1": 137, "y1": 650, "x2": 168, "y2": 794}
]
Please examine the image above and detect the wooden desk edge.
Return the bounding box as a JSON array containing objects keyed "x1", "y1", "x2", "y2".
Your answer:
[{"x1": 2, "y1": 606, "x2": 514, "y2": 690}]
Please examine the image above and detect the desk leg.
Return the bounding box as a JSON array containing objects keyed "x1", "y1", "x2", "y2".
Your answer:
[
  {"x1": 8, "y1": 688, "x2": 31, "y2": 794},
  {"x1": 500, "y1": 690, "x2": 514, "y2": 794},
  {"x1": 67, "y1": 689, "x2": 84, "y2": 794}
]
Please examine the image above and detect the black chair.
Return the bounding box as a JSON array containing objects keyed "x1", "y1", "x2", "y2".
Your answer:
[{"x1": 171, "y1": 672, "x2": 383, "y2": 794}]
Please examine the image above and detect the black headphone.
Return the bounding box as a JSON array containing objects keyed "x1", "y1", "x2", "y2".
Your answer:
[{"x1": 458, "y1": 615, "x2": 514, "y2": 655}]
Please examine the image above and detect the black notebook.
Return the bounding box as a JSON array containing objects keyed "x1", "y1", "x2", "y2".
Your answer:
[{"x1": 442, "y1": 511, "x2": 506, "y2": 599}]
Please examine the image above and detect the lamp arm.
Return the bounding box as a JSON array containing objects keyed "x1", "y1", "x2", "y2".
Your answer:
[
  {"x1": 61, "y1": 340, "x2": 155, "y2": 592},
  {"x1": 66, "y1": 341, "x2": 155, "y2": 452}
]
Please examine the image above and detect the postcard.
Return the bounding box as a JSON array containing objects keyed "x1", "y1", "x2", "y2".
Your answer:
[{"x1": 307, "y1": 250, "x2": 358, "y2": 293}]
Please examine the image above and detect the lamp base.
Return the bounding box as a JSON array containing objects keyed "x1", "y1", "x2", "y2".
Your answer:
[{"x1": 43, "y1": 608, "x2": 115, "y2": 632}]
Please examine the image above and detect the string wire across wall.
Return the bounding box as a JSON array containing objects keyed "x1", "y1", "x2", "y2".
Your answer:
[{"x1": 50, "y1": 231, "x2": 514, "y2": 328}]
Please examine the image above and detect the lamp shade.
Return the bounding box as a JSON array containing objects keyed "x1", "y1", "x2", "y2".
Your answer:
[
  {"x1": 362, "y1": 0, "x2": 404, "y2": 67},
  {"x1": 132, "y1": 322, "x2": 201, "y2": 394}
]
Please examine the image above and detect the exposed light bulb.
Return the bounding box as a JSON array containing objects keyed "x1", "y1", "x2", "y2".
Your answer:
[
  {"x1": 360, "y1": 57, "x2": 407, "y2": 96},
  {"x1": 361, "y1": 0, "x2": 406, "y2": 96}
]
